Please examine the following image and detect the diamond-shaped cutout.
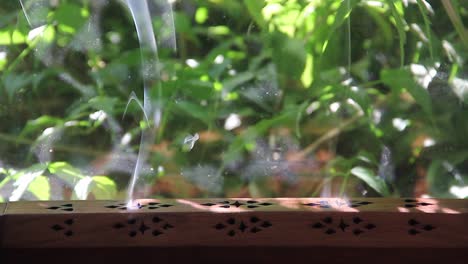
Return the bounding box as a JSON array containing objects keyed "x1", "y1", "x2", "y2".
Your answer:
[
  {"x1": 239, "y1": 221, "x2": 248, "y2": 232},
  {"x1": 251, "y1": 227, "x2": 261, "y2": 233},
  {"x1": 51, "y1": 224, "x2": 64, "y2": 231},
  {"x1": 215, "y1": 223, "x2": 226, "y2": 230},
  {"x1": 312, "y1": 222, "x2": 324, "y2": 228},
  {"x1": 353, "y1": 217, "x2": 363, "y2": 224},
  {"x1": 353, "y1": 229, "x2": 364, "y2": 235},
  {"x1": 163, "y1": 223, "x2": 174, "y2": 230},
  {"x1": 113, "y1": 223, "x2": 125, "y2": 229},
  {"x1": 423, "y1": 225, "x2": 434, "y2": 231},
  {"x1": 250, "y1": 217, "x2": 260, "y2": 223}
]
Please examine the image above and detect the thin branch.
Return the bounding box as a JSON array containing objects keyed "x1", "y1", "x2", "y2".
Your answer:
[
  {"x1": 292, "y1": 114, "x2": 363, "y2": 161},
  {"x1": 442, "y1": 0, "x2": 468, "y2": 48}
]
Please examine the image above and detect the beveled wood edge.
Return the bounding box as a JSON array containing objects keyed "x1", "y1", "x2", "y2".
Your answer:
[
  {"x1": 0, "y1": 198, "x2": 467, "y2": 248},
  {"x1": 0, "y1": 203, "x2": 6, "y2": 215},
  {"x1": 2, "y1": 198, "x2": 468, "y2": 214}
]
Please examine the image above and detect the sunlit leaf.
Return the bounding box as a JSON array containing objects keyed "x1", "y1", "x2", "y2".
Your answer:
[
  {"x1": 9, "y1": 163, "x2": 47, "y2": 201},
  {"x1": 48, "y1": 162, "x2": 85, "y2": 187},
  {"x1": 89, "y1": 176, "x2": 117, "y2": 199},
  {"x1": 53, "y1": 3, "x2": 89, "y2": 35},
  {"x1": 72, "y1": 176, "x2": 117, "y2": 200},
  {"x1": 381, "y1": 68, "x2": 432, "y2": 116},
  {"x1": 322, "y1": 0, "x2": 359, "y2": 53},
  {"x1": 195, "y1": 7, "x2": 209, "y2": 24},
  {"x1": 27, "y1": 175, "x2": 50, "y2": 200},
  {"x1": 0, "y1": 29, "x2": 27, "y2": 45},
  {"x1": 244, "y1": 0, "x2": 266, "y2": 29},
  {"x1": 350, "y1": 166, "x2": 390, "y2": 196}
]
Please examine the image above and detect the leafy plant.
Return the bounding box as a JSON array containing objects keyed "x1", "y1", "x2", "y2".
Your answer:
[{"x1": 0, "y1": 0, "x2": 467, "y2": 200}]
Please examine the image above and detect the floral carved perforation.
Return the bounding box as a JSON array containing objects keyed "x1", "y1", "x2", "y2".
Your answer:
[
  {"x1": 202, "y1": 200, "x2": 273, "y2": 209},
  {"x1": 403, "y1": 199, "x2": 433, "y2": 208},
  {"x1": 105, "y1": 202, "x2": 173, "y2": 210},
  {"x1": 112, "y1": 216, "x2": 174, "y2": 237},
  {"x1": 51, "y1": 219, "x2": 74, "y2": 237},
  {"x1": 214, "y1": 216, "x2": 273, "y2": 236},
  {"x1": 407, "y1": 218, "x2": 436, "y2": 235},
  {"x1": 311, "y1": 216, "x2": 376, "y2": 236},
  {"x1": 303, "y1": 200, "x2": 372, "y2": 209}
]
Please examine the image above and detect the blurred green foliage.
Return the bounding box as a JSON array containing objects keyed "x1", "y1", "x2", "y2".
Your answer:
[{"x1": 0, "y1": 0, "x2": 467, "y2": 200}]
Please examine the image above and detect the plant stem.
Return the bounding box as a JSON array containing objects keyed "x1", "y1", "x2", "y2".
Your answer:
[
  {"x1": 442, "y1": 0, "x2": 468, "y2": 48},
  {"x1": 292, "y1": 113, "x2": 363, "y2": 160}
]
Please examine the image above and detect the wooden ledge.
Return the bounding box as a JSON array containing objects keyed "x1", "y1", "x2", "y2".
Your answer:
[{"x1": 0, "y1": 198, "x2": 467, "y2": 248}]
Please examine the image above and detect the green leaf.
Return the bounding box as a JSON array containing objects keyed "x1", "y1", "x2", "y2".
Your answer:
[
  {"x1": 271, "y1": 32, "x2": 306, "y2": 79},
  {"x1": 0, "y1": 175, "x2": 11, "y2": 190},
  {"x1": 385, "y1": 0, "x2": 407, "y2": 66},
  {"x1": 0, "y1": 28, "x2": 27, "y2": 45},
  {"x1": 195, "y1": 7, "x2": 209, "y2": 24},
  {"x1": 89, "y1": 176, "x2": 117, "y2": 199},
  {"x1": 2, "y1": 73, "x2": 32, "y2": 100},
  {"x1": 351, "y1": 166, "x2": 390, "y2": 196},
  {"x1": 20, "y1": 115, "x2": 63, "y2": 138},
  {"x1": 88, "y1": 96, "x2": 119, "y2": 115},
  {"x1": 27, "y1": 175, "x2": 50, "y2": 200},
  {"x1": 244, "y1": 0, "x2": 266, "y2": 29},
  {"x1": 224, "y1": 108, "x2": 296, "y2": 163},
  {"x1": 174, "y1": 101, "x2": 213, "y2": 125},
  {"x1": 9, "y1": 163, "x2": 48, "y2": 201},
  {"x1": 322, "y1": 0, "x2": 360, "y2": 53},
  {"x1": 381, "y1": 68, "x2": 432, "y2": 116},
  {"x1": 72, "y1": 176, "x2": 117, "y2": 200},
  {"x1": 223, "y1": 72, "x2": 255, "y2": 92},
  {"x1": 53, "y1": 3, "x2": 89, "y2": 34},
  {"x1": 48, "y1": 162, "x2": 85, "y2": 187},
  {"x1": 416, "y1": 0, "x2": 434, "y2": 60}
]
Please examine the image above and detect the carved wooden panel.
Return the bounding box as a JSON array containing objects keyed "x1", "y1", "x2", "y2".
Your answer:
[{"x1": 0, "y1": 198, "x2": 467, "y2": 248}]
